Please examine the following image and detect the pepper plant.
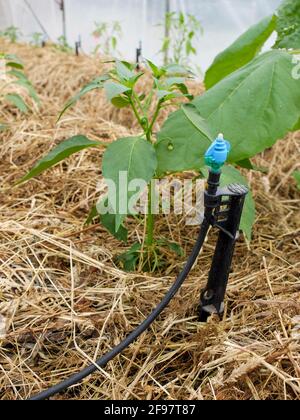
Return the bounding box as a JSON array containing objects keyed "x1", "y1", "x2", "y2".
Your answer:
[
  {"x1": 30, "y1": 32, "x2": 44, "y2": 47},
  {"x1": 92, "y1": 21, "x2": 122, "y2": 57},
  {"x1": 0, "y1": 26, "x2": 21, "y2": 43},
  {"x1": 54, "y1": 36, "x2": 73, "y2": 53},
  {"x1": 0, "y1": 53, "x2": 39, "y2": 122},
  {"x1": 17, "y1": 0, "x2": 300, "y2": 272},
  {"x1": 160, "y1": 11, "x2": 203, "y2": 70},
  {"x1": 18, "y1": 60, "x2": 194, "y2": 271}
]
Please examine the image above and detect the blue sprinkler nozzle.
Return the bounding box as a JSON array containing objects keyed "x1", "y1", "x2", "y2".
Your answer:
[{"x1": 205, "y1": 133, "x2": 231, "y2": 173}]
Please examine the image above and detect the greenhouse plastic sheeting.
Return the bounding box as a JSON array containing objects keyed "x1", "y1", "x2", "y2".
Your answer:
[{"x1": 0, "y1": 0, "x2": 282, "y2": 70}]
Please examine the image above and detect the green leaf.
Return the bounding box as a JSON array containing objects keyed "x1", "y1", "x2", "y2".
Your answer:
[
  {"x1": 205, "y1": 15, "x2": 277, "y2": 89},
  {"x1": 197, "y1": 51, "x2": 300, "y2": 162},
  {"x1": 85, "y1": 205, "x2": 99, "y2": 225},
  {"x1": 155, "y1": 103, "x2": 213, "y2": 175},
  {"x1": 96, "y1": 198, "x2": 128, "y2": 242},
  {"x1": 102, "y1": 213, "x2": 128, "y2": 242},
  {"x1": 158, "y1": 239, "x2": 184, "y2": 257},
  {"x1": 111, "y1": 96, "x2": 130, "y2": 108},
  {"x1": 5, "y1": 93, "x2": 28, "y2": 113},
  {"x1": 164, "y1": 63, "x2": 190, "y2": 76},
  {"x1": 202, "y1": 165, "x2": 256, "y2": 241},
  {"x1": 0, "y1": 123, "x2": 8, "y2": 132},
  {"x1": 274, "y1": 0, "x2": 300, "y2": 49},
  {"x1": 18, "y1": 135, "x2": 101, "y2": 184},
  {"x1": 104, "y1": 81, "x2": 131, "y2": 101},
  {"x1": 4, "y1": 54, "x2": 24, "y2": 69},
  {"x1": 235, "y1": 159, "x2": 268, "y2": 173},
  {"x1": 147, "y1": 59, "x2": 165, "y2": 78},
  {"x1": 236, "y1": 159, "x2": 254, "y2": 170},
  {"x1": 165, "y1": 77, "x2": 186, "y2": 87},
  {"x1": 293, "y1": 171, "x2": 300, "y2": 190},
  {"x1": 293, "y1": 117, "x2": 300, "y2": 131},
  {"x1": 111, "y1": 36, "x2": 117, "y2": 51},
  {"x1": 156, "y1": 90, "x2": 180, "y2": 100},
  {"x1": 116, "y1": 243, "x2": 141, "y2": 272},
  {"x1": 116, "y1": 60, "x2": 135, "y2": 81},
  {"x1": 158, "y1": 50, "x2": 300, "y2": 172},
  {"x1": 102, "y1": 136, "x2": 157, "y2": 231},
  {"x1": 58, "y1": 75, "x2": 109, "y2": 121},
  {"x1": 7, "y1": 69, "x2": 28, "y2": 80}
]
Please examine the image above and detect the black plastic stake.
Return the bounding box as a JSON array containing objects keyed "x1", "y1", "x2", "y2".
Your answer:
[
  {"x1": 75, "y1": 36, "x2": 82, "y2": 56},
  {"x1": 199, "y1": 178, "x2": 248, "y2": 322},
  {"x1": 136, "y1": 41, "x2": 142, "y2": 70}
]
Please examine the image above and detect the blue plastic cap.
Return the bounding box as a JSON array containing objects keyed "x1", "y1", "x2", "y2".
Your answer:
[{"x1": 205, "y1": 133, "x2": 231, "y2": 173}]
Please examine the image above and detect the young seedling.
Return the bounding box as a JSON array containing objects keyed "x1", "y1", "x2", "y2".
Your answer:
[
  {"x1": 92, "y1": 21, "x2": 122, "y2": 57},
  {"x1": 18, "y1": 60, "x2": 195, "y2": 272},
  {"x1": 160, "y1": 12, "x2": 203, "y2": 71},
  {"x1": 30, "y1": 32, "x2": 44, "y2": 47},
  {"x1": 0, "y1": 53, "x2": 39, "y2": 121},
  {"x1": 54, "y1": 36, "x2": 73, "y2": 53},
  {"x1": 0, "y1": 26, "x2": 22, "y2": 43}
]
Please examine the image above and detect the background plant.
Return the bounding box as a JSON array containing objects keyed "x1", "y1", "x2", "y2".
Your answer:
[
  {"x1": 0, "y1": 53, "x2": 39, "y2": 119},
  {"x1": 160, "y1": 11, "x2": 203, "y2": 70},
  {"x1": 0, "y1": 26, "x2": 22, "y2": 43},
  {"x1": 54, "y1": 35, "x2": 73, "y2": 53},
  {"x1": 19, "y1": 60, "x2": 193, "y2": 271},
  {"x1": 92, "y1": 21, "x2": 122, "y2": 57},
  {"x1": 274, "y1": 0, "x2": 300, "y2": 49},
  {"x1": 30, "y1": 32, "x2": 44, "y2": 47}
]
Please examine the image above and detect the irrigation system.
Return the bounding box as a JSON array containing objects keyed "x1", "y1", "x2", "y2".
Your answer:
[{"x1": 28, "y1": 135, "x2": 248, "y2": 400}]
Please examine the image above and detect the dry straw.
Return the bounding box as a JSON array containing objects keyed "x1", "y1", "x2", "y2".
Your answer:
[{"x1": 0, "y1": 40, "x2": 299, "y2": 400}]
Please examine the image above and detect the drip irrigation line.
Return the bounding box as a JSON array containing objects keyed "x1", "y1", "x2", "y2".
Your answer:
[{"x1": 29, "y1": 215, "x2": 211, "y2": 400}]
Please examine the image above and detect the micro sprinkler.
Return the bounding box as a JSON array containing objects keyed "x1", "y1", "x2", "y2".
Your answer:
[{"x1": 28, "y1": 134, "x2": 248, "y2": 400}]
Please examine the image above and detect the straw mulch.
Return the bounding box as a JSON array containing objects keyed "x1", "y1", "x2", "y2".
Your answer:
[{"x1": 0, "y1": 40, "x2": 299, "y2": 401}]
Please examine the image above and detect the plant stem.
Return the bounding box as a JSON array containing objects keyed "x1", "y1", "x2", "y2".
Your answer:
[
  {"x1": 146, "y1": 102, "x2": 162, "y2": 141},
  {"x1": 146, "y1": 182, "x2": 155, "y2": 247},
  {"x1": 129, "y1": 96, "x2": 144, "y2": 129}
]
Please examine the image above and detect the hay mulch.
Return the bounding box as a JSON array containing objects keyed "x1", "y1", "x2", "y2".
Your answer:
[{"x1": 0, "y1": 40, "x2": 299, "y2": 400}]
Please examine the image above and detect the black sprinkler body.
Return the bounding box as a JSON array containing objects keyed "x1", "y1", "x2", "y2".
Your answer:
[{"x1": 199, "y1": 178, "x2": 248, "y2": 321}]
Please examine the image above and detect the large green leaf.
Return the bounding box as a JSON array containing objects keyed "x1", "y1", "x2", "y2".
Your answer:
[
  {"x1": 205, "y1": 15, "x2": 277, "y2": 89},
  {"x1": 157, "y1": 50, "x2": 300, "y2": 172},
  {"x1": 18, "y1": 135, "x2": 101, "y2": 184},
  {"x1": 102, "y1": 136, "x2": 157, "y2": 231},
  {"x1": 294, "y1": 117, "x2": 300, "y2": 131},
  {"x1": 58, "y1": 75, "x2": 109, "y2": 121},
  {"x1": 87, "y1": 200, "x2": 128, "y2": 242},
  {"x1": 274, "y1": 0, "x2": 300, "y2": 49},
  {"x1": 104, "y1": 81, "x2": 131, "y2": 101},
  {"x1": 5, "y1": 93, "x2": 28, "y2": 113},
  {"x1": 96, "y1": 198, "x2": 128, "y2": 242},
  {"x1": 115, "y1": 60, "x2": 135, "y2": 81},
  {"x1": 155, "y1": 103, "x2": 213, "y2": 175},
  {"x1": 202, "y1": 165, "x2": 255, "y2": 240}
]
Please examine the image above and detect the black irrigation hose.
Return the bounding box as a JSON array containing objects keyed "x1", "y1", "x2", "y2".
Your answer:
[{"x1": 29, "y1": 215, "x2": 211, "y2": 400}]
